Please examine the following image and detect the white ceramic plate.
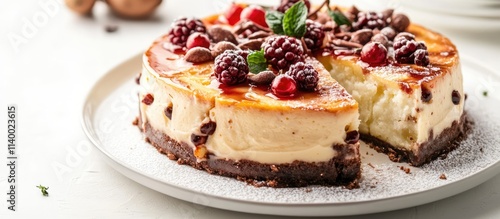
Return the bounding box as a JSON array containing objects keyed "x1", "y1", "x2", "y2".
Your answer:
[
  {"x1": 401, "y1": 1, "x2": 500, "y2": 18},
  {"x1": 82, "y1": 54, "x2": 500, "y2": 217}
]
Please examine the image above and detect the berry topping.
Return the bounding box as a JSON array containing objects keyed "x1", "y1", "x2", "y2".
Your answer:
[
  {"x1": 271, "y1": 74, "x2": 297, "y2": 98},
  {"x1": 304, "y1": 20, "x2": 325, "y2": 51},
  {"x1": 240, "y1": 5, "x2": 268, "y2": 28},
  {"x1": 393, "y1": 35, "x2": 429, "y2": 66},
  {"x1": 214, "y1": 50, "x2": 249, "y2": 86},
  {"x1": 413, "y1": 49, "x2": 430, "y2": 66},
  {"x1": 286, "y1": 62, "x2": 319, "y2": 91},
  {"x1": 236, "y1": 50, "x2": 250, "y2": 60},
  {"x1": 262, "y1": 36, "x2": 304, "y2": 70},
  {"x1": 277, "y1": 0, "x2": 311, "y2": 13},
  {"x1": 224, "y1": 3, "x2": 244, "y2": 25},
  {"x1": 186, "y1": 33, "x2": 211, "y2": 49},
  {"x1": 353, "y1": 11, "x2": 387, "y2": 31},
  {"x1": 360, "y1": 42, "x2": 387, "y2": 65},
  {"x1": 167, "y1": 17, "x2": 206, "y2": 48}
]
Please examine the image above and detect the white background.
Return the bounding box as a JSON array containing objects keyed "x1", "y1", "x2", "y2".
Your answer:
[{"x1": 1, "y1": 0, "x2": 500, "y2": 218}]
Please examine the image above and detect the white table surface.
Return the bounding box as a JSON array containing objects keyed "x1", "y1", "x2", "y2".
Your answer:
[{"x1": 1, "y1": 0, "x2": 500, "y2": 218}]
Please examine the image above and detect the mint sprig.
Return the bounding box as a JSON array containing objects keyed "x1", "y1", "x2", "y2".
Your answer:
[
  {"x1": 328, "y1": 9, "x2": 351, "y2": 26},
  {"x1": 265, "y1": 11, "x2": 285, "y2": 35},
  {"x1": 265, "y1": 1, "x2": 308, "y2": 38},
  {"x1": 283, "y1": 1, "x2": 308, "y2": 37},
  {"x1": 247, "y1": 49, "x2": 268, "y2": 74}
]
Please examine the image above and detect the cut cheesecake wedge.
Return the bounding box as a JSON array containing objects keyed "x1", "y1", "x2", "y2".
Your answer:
[
  {"x1": 138, "y1": 36, "x2": 361, "y2": 187},
  {"x1": 318, "y1": 24, "x2": 467, "y2": 166}
]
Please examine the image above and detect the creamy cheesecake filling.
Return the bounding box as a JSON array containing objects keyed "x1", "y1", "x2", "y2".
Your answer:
[
  {"x1": 140, "y1": 59, "x2": 360, "y2": 164},
  {"x1": 207, "y1": 104, "x2": 359, "y2": 163},
  {"x1": 319, "y1": 56, "x2": 464, "y2": 151}
]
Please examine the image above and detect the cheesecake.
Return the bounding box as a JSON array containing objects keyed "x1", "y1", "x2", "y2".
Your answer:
[
  {"x1": 136, "y1": 1, "x2": 468, "y2": 187},
  {"x1": 139, "y1": 36, "x2": 361, "y2": 187}
]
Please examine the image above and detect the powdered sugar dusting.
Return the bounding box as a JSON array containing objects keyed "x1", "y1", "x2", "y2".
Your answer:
[{"x1": 88, "y1": 56, "x2": 500, "y2": 206}]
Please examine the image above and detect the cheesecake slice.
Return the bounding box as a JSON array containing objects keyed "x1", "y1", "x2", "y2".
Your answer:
[
  {"x1": 138, "y1": 34, "x2": 361, "y2": 187},
  {"x1": 318, "y1": 24, "x2": 466, "y2": 166}
]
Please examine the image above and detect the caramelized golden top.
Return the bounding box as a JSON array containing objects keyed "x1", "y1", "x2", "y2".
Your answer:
[
  {"x1": 144, "y1": 35, "x2": 357, "y2": 113},
  {"x1": 325, "y1": 23, "x2": 460, "y2": 94}
]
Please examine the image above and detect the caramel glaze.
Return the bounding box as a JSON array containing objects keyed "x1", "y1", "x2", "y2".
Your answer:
[
  {"x1": 329, "y1": 24, "x2": 459, "y2": 94},
  {"x1": 144, "y1": 16, "x2": 357, "y2": 112}
]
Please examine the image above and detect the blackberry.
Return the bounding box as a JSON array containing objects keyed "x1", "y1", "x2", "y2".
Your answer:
[
  {"x1": 236, "y1": 50, "x2": 250, "y2": 60},
  {"x1": 304, "y1": 20, "x2": 325, "y2": 51},
  {"x1": 277, "y1": 0, "x2": 311, "y2": 13},
  {"x1": 286, "y1": 62, "x2": 319, "y2": 91},
  {"x1": 262, "y1": 36, "x2": 304, "y2": 70},
  {"x1": 167, "y1": 17, "x2": 207, "y2": 47},
  {"x1": 413, "y1": 49, "x2": 430, "y2": 66},
  {"x1": 214, "y1": 50, "x2": 249, "y2": 86},
  {"x1": 353, "y1": 11, "x2": 386, "y2": 31},
  {"x1": 394, "y1": 36, "x2": 429, "y2": 66}
]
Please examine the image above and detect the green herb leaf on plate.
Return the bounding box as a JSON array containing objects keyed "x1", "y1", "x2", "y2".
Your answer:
[{"x1": 36, "y1": 185, "x2": 49, "y2": 196}]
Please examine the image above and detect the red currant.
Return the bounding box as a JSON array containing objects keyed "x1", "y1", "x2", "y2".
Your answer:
[
  {"x1": 271, "y1": 74, "x2": 297, "y2": 98},
  {"x1": 186, "y1": 33, "x2": 211, "y2": 49},
  {"x1": 240, "y1": 5, "x2": 268, "y2": 28},
  {"x1": 224, "y1": 3, "x2": 244, "y2": 25},
  {"x1": 360, "y1": 42, "x2": 387, "y2": 65}
]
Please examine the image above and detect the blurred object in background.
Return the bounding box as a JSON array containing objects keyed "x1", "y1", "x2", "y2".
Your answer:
[
  {"x1": 398, "y1": 0, "x2": 500, "y2": 31},
  {"x1": 65, "y1": 0, "x2": 162, "y2": 19}
]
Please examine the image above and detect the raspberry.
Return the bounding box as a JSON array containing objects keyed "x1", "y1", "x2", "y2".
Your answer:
[
  {"x1": 304, "y1": 20, "x2": 325, "y2": 51},
  {"x1": 262, "y1": 36, "x2": 304, "y2": 70},
  {"x1": 167, "y1": 17, "x2": 207, "y2": 47},
  {"x1": 240, "y1": 5, "x2": 268, "y2": 28},
  {"x1": 277, "y1": 0, "x2": 311, "y2": 13},
  {"x1": 186, "y1": 33, "x2": 210, "y2": 49},
  {"x1": 394, "y1": 35, "x2": 429, "y2": 66},
  {"x1": 214, "y1": 50, "x2": 249, "y2": 86},
  {"x1": 360, "y1": 42, "x2": 387, "y2": 65},
  {"x1": 224, "y1": 3, "x2": 244, "y2": 25},
  {"x1": 353, "y1": 11, "x2": 386, "y2": 31},
  {"x1": 286, "y1": 62, "x2": 319, "y2": 91}
]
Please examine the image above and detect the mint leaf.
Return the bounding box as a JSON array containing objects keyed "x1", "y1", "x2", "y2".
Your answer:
[
  {"x1": 247, "y1": 49, "x2": 267, "y2": 74},
  {"x1": 329, "y1": 9, "x2": 351, "y2": 26},
  {"x1": 266, "y1": 11, "x2": 285, "y2": 35},
  {"x1": 283, "y1": 1, "x2": 307, "y2": 38}
]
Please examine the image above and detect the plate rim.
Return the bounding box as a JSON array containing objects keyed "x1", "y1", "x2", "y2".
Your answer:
[{"x1": 81, "y1": 53, "x2": 500, "y2": 216}]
